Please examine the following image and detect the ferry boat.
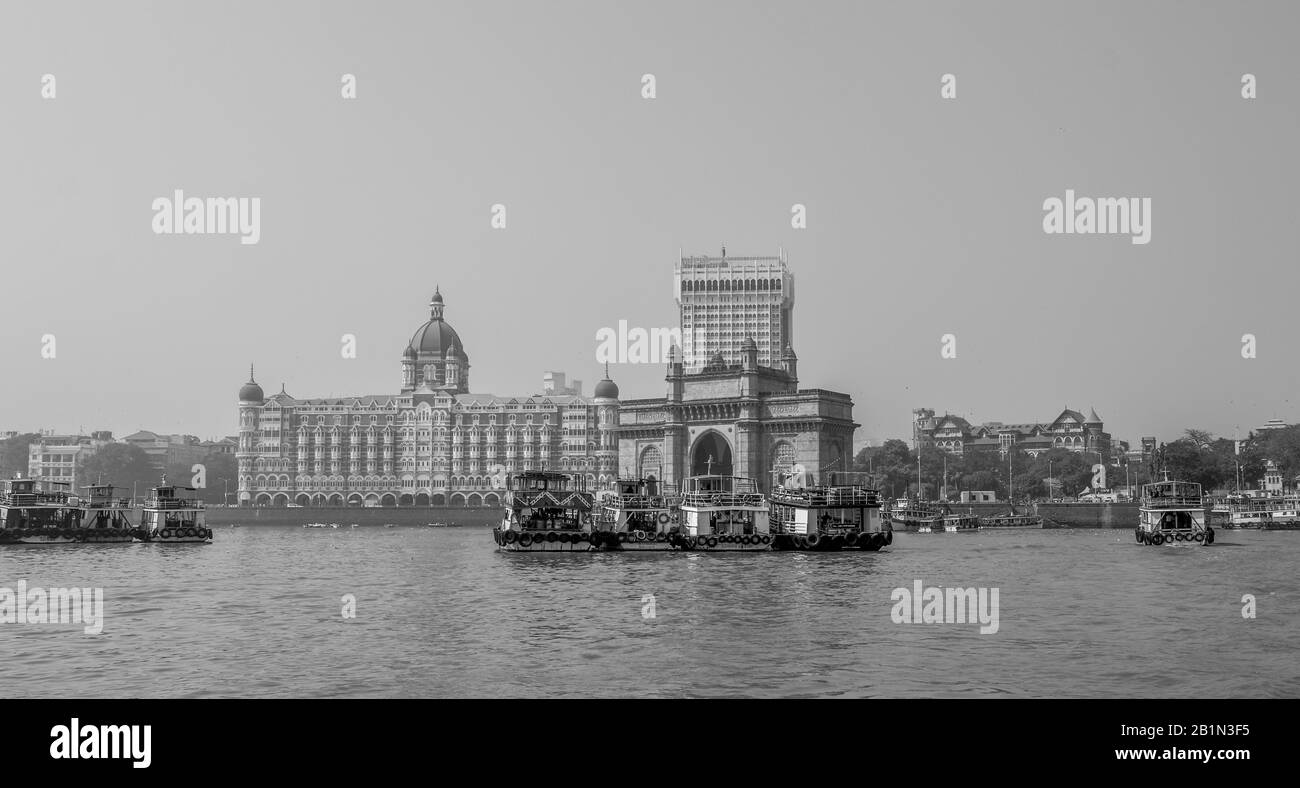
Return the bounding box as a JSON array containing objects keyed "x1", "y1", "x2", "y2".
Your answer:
[
  {"x1": 768, "y1": 471, "x2": 891, "y2": 551},
  {"x1": 0, "y1": 478, "x2": 85, "y2": 545},
  {"x1": 886, "y1": 498, "x2": 945, "y2": 532},
  {"x1": 672, "y1": 475, "x2": 772, "y2": 552},
  {"x1": 978, "y1": 507, "x2": 1044, "y2": 529},
  {"x1": 79, "y1": 482, "x2": 137, "y2": 543},
  {"x1": 138, "y1": 478, "x2": 212, "y2": 543},
  {"x1": 591, "y1": 478, "x2": 683, "y2": 551},
  {"x1": 1135, "y1": 474, "x2": 1213, "y2": 546},
  {"x1": 492, "y1": 471, "x2": 596, "y2": 552},
  {"x1": 1223, "y1": 497, "x2": 1300, "y2": 529},
  {"x1": 940, "y1": 513, "x2": 981, "y2": 532}
]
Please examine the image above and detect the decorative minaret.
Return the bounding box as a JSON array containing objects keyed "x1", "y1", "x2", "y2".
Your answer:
[
  {"x1": 592, "y1": 363, "x2": 621, "y2": 483},
  {"x1": 236, "y1": 365, "x2": 265, "y2": 507},
  {"x1": 781, "y1": 343, "x2": 798, "y2": 387},
  {"x1": 662, "y1": 345, "x2": 685, "y2": 487},
  {"x1": 401, "y1": 345, "x2": 416, "y2": 389}
]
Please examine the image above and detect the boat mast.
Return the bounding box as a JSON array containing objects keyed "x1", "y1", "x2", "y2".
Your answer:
[{"x1": 1008, "y1": 450, "x2": 1013, "y2": 504}]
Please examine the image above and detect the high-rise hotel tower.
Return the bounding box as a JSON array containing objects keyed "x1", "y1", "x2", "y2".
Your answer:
[{"x1": 675, "y1": 248, "x2": 794, "y2": 371}]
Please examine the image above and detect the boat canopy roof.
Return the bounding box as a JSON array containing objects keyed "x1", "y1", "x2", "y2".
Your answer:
[
  {"x1": 1142, "y1": 479, "x2": 1202, "y2": 497},
  {"x1": 683, "y1": 475, "x2": 758, "y2": 494},
  {"x1": 508, "y1": 471, "x2": 586, "y2": 492}
]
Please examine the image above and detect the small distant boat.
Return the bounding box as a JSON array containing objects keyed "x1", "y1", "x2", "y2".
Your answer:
[
  {"x1": 941, "y1": 513, "x2": 981, "y2": 532},
  {"x1": 383, "y1": 523, "x2": 397, "y2": 528},
  {"x1": 979, "y1": 508, "x2": 1044, "y2": 529},
  {"x1": 886, "y1": 499, "x2": 945, "y2": 532}
]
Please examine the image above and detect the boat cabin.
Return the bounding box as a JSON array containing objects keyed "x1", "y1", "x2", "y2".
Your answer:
[
  {"x1": 142, "y1": 481, "x2": 205, "y2": 531},
  {"x1": 503, "y1": 472, "x2": 594, "y2": 532},
  {"x1": 82, "y1": 483, "x2": 133, "y2": 529},
  {"x1": 679, "y1": 475, "x2": 769, "y2": 537},
  {"x1": 0, "y1": 478, "x2": 81, "y2": 529},
  {"x1": 768, "y1": 470, "x2": 884, "y2": 536},
  {"x1": 1141, "y1": 479, "x2": 1203, "y2": 509}
]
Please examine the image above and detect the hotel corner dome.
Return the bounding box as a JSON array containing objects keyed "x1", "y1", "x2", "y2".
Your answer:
[
  {"x1": 593, "y1": 377, "x2": 619, "y2": 399},
  {"x1": 238, "y1": 369, "x2": 264, "y2": 402}
]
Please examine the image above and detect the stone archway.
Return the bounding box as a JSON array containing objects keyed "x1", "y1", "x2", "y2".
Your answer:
[
  {"x1": 347, "y1": 494, "x2": 363, "y2": 507},
  {"x1": 327, "y1": 493, "x2": 343, "y2": 506},
  {"x1": 399, "y1": 494, "x2": 414, "y2": 506},
  {"x1": 415, "y1": 493, "x2": 430, "y2": 506},
  {"x1": 295, "y1": 493, "x2": 311, "y2": 507},
  {"x1": 690, "y1": 430, "x2": 733, "y2": 477},
  {"x1": 432, "y1": 494, "x2": 446, "y2": 505},
  {"x1": 271, "y1": 493, "x2": 290, "y2": 507},
  {"x1": 381, "y1": 493, "x2": 397, "y2": 507},
  {"x1": 254, "y1": 493, "x2": 272, "y2": 506}
]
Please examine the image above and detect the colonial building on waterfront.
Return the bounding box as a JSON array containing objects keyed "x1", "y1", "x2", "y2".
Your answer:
[
  {"x1": 912, "y1": 407, "x2": 1113, "y2": 459},
  {"x1": 236, "y1": 288, "x2": 619, "y2": 507}
]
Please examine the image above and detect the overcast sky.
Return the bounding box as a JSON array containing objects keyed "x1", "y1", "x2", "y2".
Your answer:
[{"x1": 2, "y1": 1, "x2": 1297, "y2": 449}]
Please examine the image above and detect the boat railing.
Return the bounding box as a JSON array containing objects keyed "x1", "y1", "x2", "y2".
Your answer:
[
  {"x1": 1141, "y1": 496, "x2": 1204, "y2": 509},
  {"x1": 85, "y1": 498, "x2": 135, "y2": 509},
  {"x1": 681, "y1": 490, "x2": 765, "y2": 508},
  {"x1": 603, "y1": 493, "x2": 683, "y2": 510},
  {"x1": 508, "y1": 489, "x2": 594, "y2": 509},
  {"x1": 0, "y1": 492, "x2": 74, "y2": 507},
  {"x1": 145, "y1": 497, "x2": 205, "y2": 510},
  {"x1": 769, "y1": 486, "x2": 880, "y2": 507}
]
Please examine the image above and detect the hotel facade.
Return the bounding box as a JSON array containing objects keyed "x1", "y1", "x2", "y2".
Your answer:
[{"x1": 236, "y1": 288, "x2": 619, "y2": 507}]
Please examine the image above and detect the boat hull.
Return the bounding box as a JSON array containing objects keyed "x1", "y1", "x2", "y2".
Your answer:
[
  {"x1": 1133, "y1": 527, "x2": 1214, "y2": 546},
  {"x1": 0, "y1": 529, "x2": 136, "y2": 544},
  {"x1": 494, "y1": 528, "x2": 597, "y2": 552},
  {"x1": 769, "y1": 531, "x2": 891, "y2": 551},
  {"x1": 140, "y1": 527, "x2": 213, "y2": 544}
]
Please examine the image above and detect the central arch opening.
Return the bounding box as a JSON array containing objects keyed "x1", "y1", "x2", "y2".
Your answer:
[{"x1": 691, "y1": 431, "x2": 733, "y2": 477}]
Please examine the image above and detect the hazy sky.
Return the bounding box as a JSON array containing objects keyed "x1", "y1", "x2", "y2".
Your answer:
[{"x1": 2, "y1": 1, "x2": 1297, "y2": 448}]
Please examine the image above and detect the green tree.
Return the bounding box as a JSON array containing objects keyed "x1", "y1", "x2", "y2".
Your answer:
[
  {"x1": 0, "y1": 432, "x2": 39, "y2": 478},
  {"x1": 167, "y1": 453, "x2": 238, "y2": 504},
  {"x1": 78, "y1": 444, "x2": 157, "y2": 501}
]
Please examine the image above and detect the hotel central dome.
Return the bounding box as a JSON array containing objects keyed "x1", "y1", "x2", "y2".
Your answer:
[
  {"x1": 402, "y1": 286, "x2": 471, "y2": 394},
  {"x1": 407, "y1": 286, "x2": 467, "y2": 360}
]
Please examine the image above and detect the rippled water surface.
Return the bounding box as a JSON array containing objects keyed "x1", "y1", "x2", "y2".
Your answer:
[{"x1": 3, "y1": 524, "x2": 1298, "y2": 698}]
